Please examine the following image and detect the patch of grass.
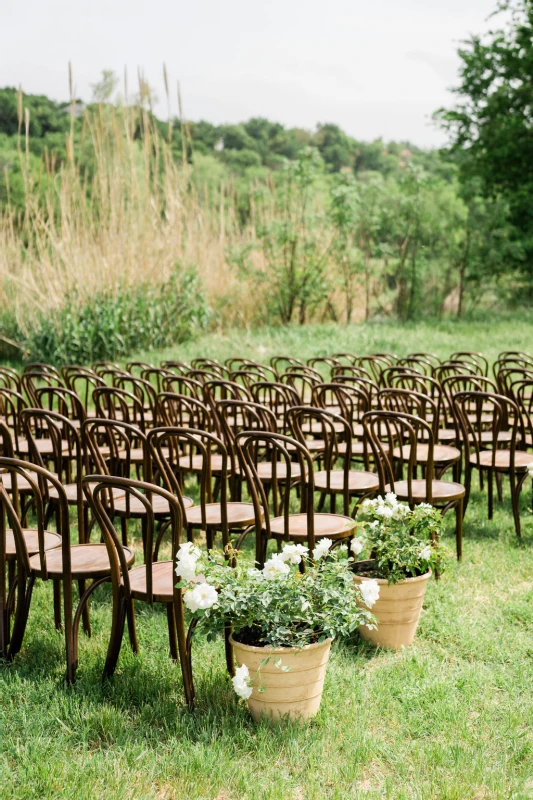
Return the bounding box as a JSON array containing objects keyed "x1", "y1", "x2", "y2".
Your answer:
[{"x1": 2, "y1": 319, "x2": 533, "y2": 799}]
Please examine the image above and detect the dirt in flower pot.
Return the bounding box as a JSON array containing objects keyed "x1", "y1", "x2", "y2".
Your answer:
[{"x1": 232, "y1": 625, "x2": 322, "y2": 648}]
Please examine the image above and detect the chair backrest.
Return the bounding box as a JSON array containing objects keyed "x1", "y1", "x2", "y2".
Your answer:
[
  {"x1": 140, "y1": 367, "x2": 176, "y2": 394},
  {"x1": 235, "y1": 430, "x2": 317, "y2": 560},
  {"x1": 64, "y1": 370, "x2": 106, "y2": 413},
  {"x1": 449, "y1": 351, "x2": 488, "y2": 377},
  {"x1": 34, "y1": 386, "x2": 86, "y2": 425},
  {"x1": 331, "y1": 375, "x2": 379, "y2": 407},
  {"x1": 362, "y1": 410, "x2": 436, "y2": 503},
  {"x1": 160, "y1": 360, "x2": 191, "y2": 375},
  {"x1": 512, "y1": 379, "x2": 533, "y2": 448},
  {"x1": 495, "y1": 366, "x2": 533, "y2": 400},
  {"x1": 314, "y1": 382, "x2": 370, "y2": 432},
  {"x1": 21, "y1": 409, "x2": 85, "y2": 539},
  {"x1": 270, "y1": 356, "x2": 304, "y2": 373},
  {"x1": 433, "y1": 361, "x2": 479, "y2": 383},
  {"x1": 453, "y1": 391, "x2": 519, "y2": 469},
  {"x1": 331, "y1": 364, "x2": 373, "y2": 381},
  {"x1": 396, "y1": 357, "x2": 433, "y2": 376},
  {"x1": 280, "y1": 372, "x2": 320, "y2": 404},
  {"x1": 83, "y1": 417, "x2": 151, "y2": 489},
  {"x1": 353, "y1": 356, "x2": 391, "y2": 384},
  {"x1": 21, "y1": 370, "x2": 64, "y2": 406},
  {"x1": 148, "y1": 427, "x2": 231, "y2": 547},
  {"x1": 156, "y1": 392, "x2": 213, "y2": 430},
  {"x1": 125, "y1": 360, "x2": 154, "y2": 377},
  {"x1": 92, "y1": 361, "x2": 122, "y2": 376},
  {"x1": 161, "y1": 374, "x2": 204, "y2": 400},
  {"x1": 0, "y1": 388, "x2": 27, "y2": 451},
  {"x1": 406, "y1": 352, "x2": 441, "y2": 367},
  {"x1": 381, "y1": 366, "x2": 420, "y2": 387},
  {"x1": 114, "y1": 375, "x2": 157, "y2": 421},
  {"x1": 0, "y1": 457, "x2": 70, "y2": 581},
  {"x1": 287, "y1": 406, "x2": 353, "y2": 514},
  {"x1": 83, "y1": 475, "x2": 183, "y2": 606},
  {"x1": 0, "y1": 367, "x2": 22, "y2": 393},
  {"x1": 93, "y1": 386, "x2": 146, "y2": 431},
  {"x1": 216, "y1": 399, "x2": 277, "y2": 475},
  {"x1": 378, "y1": 388, "x2": 439, "y2": 439}
]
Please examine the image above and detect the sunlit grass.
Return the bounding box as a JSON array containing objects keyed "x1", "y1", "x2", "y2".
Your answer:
[{"x1": 2, "y1": 320, "x2": 533, "y2": 799}]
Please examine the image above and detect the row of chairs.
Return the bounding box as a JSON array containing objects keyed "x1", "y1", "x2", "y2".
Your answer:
[{"x1": 1, "y1": 349, "x2": 532, "y2": 697}]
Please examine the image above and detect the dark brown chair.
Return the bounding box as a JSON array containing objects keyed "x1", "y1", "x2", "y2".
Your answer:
[
  {"x1": 362, "y1": 410, "x2": 465, "y2": 558},
  {"x1": 83, "y1": 475, "x2": 194, "y2": 704},
  {"x1": 149, "y1": 427, "x2": 258, "y2": 552},
  {"x1": 236, "y1": 431, "x2": 356, "y2": 568},
  {"x1": 453, "y1": 391, "x2": 531, "y2": 537},
  {"x1": 288, "y1": 406, "x2": 379, "y2": 516},
  {"x1": 0, "y1": 458, "x2": 134, "y2": 681}
]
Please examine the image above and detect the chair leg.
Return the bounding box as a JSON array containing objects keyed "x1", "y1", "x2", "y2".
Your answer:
[
  {"x1": 166, "y1": 603, "x2": 179, "y2": 662},
  {"x1": 103, "y1": 595, "x2": 127, "y2": 680},
  {"x1": 125, "y1": 597, "x2": 139, "y2": 654},
  {"x1": 63, "y1": 575, "x2": 76, "y2": 684},
  {"x1": 488, "y1": 470, "x2": 494, "y2": 520},
  {"x1": 509, "y1": 471, "x2": 521, "y2": 538},
  {"x1": 120, "y1": 517, "x2": 128, "y2": 547},
  {"x1": 78, "y1": 579, "x2": 91, "y2": 636},
  {"x1": 496, "y1": 472, "x2": 503, "y2": 504},
  {"x1": 463, "y1": 466, "x2": 472, "y2": 518},
  {"x1": 455, "y1": 498, "x2": 463, "y2": 561},
  {"x1": 8, "y1": 573, "x2": 34, "y2": 659},
  {"x1": 224, "y1": 623, "x2": 234, "y2": 677},
  {"x1": 53, "y1": 580, "x2": 62, "y2": 630}
]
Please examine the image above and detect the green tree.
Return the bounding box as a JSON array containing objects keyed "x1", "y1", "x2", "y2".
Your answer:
[
  {"x1": 435, "y1": 0, "x2": 533, "y2": 289},
  {"x1": 90, "y1": 69, "x2": 119, "y2": 103}
]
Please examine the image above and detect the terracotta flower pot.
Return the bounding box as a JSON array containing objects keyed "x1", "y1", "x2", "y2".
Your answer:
[
  {"x1": 354, "y1": 570, "x2": 431, "y2": 649},
  {"x1": 229, "y1": 634, "x2": 332, "y2": 722}
]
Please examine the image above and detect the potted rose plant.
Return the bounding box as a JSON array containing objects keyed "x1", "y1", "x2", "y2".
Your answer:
[
  {"x1": 175, "y1": 539, "x2": 378, "y2": 722},
  {"x1": 350, "y1": 494, "x2": 449, "y2": 650}
]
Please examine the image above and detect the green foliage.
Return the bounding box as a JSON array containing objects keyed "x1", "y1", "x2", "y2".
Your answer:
[
  {"x1": 436, "y1": 0, "x2": 533, "y2": 289},
  {"x1": 177, "y1": 543, "x2": 375, "y2": 649},
  {"x1": 231, "y1": 148, "x2": 331, "y2": 324},
  {"x1": 10, "y1": 265, "x2": 209, "y2": 365},
  {"x1": 356, "y1": 495, "x2": 450, "y2": 582}
]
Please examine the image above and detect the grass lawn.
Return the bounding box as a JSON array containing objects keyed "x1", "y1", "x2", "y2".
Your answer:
[{"x1": 2, "y1": 318, "x2": 533, "y2": 799}]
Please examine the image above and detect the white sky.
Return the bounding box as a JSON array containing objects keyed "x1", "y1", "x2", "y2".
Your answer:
[{"x1": 2, "y1": 0, "x2": 496, "y2": 147}]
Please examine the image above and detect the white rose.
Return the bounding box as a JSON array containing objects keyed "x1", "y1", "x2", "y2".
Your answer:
[
  {"x1": 183, "y1": 583, "x2": 218, "y2": 613},
  {"x1": 350, "y1": 537, "x2": 365, "y2": 556},
  {"x1": 177, "y1": 542, "x2": 201, "y2": 561},
  {"x1": 419, "y1": 545, "x2": 432, "y2": 561},
  {"x1": 527, "y1": 462, "x2": 533, "y2": 479},
  {"x1": 279, "y1": 543, "x2": 308, "y2": 565},
  {"x1": 262, "y1": 556, "x2": 290, "y2": 580},
  {"x1": 175, "y1": 554, "x2": 198, "y2": 583},
  {"x1": 232, "y1": 663, "x2": 253, "y2": 700},
  {"x1": 312, "y1": 538, "x2": 333, "y2": 560},
  {"x1": 359, "y1": 578, "x2": 380, "y2": 609},
  {"x1": 384, "y1": 492, "x2": 398, "y2": 506}
]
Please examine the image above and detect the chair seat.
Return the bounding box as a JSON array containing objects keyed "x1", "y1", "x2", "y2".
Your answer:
[
  {"x1": 113, "y1": 493, "x2": 194, "y2": 516},
  {"x1": 469, "y1": 449, "x2": 533, "y2": 471},
  {"x1": 478, "y1": 431, "x2": 512, "y2": 444},
  {"x1": 48, "y1": 481, "x2": 129, "y2": 504},
  {"x1": 16, "y1": 439, "x2": 69, "y2": 457},
  {"x1": 29, "y1": 543, "x2": 135, "y2": 579},
  {"x1": 437, "y1": 428, "x2": 456, "y2": 443},
  {"x1": 256, "y1": 461, "x2": 303, "y2": 481},
  {"x1": 392, "y1": 444, "x2": 461, "y2": 464},
  {"x1": 6, "y1": 528, "x2": 62, "y2": 558},
  {"x1": 127, "y1": 560, "x2": 175, "y2": 602},
  {"x1": 385, "y1": 479, "x2": 465, "y2": 503},
  {"x1": 302, "y1": 420, "x2": 345, "y2": 435},
  {"x1": 313, "y1": 469, "x2": 379, "y2": 494},
  {"x1": 179, "y1": 454, "x2": 233, "y2": 473},
  {"x1": 269, "y1": 512, "x2": 356, "y2": 541},
  {"x1": 118, "y1": 446, "x2": 171, "y2": 464},
  {"x1": 186, "y1": 502, "x2": 258, "y2": 529},
  {"x1": 0, "y1": 471, "x2": 33, "y2": 493}
]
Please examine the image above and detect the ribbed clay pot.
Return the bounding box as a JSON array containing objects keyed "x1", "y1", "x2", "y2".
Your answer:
[
  {"x1": 354, "y1": 569, "x2": 431, "y2": 649},
  {"x1": 229, "y1": 634, "x2": 332, "y2": 722}
]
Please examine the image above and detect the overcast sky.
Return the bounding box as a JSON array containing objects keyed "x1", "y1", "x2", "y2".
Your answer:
[{"x1": 3, "y1": 0, "x2": 497, "y2": 147}]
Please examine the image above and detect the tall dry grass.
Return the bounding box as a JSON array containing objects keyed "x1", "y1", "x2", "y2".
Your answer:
[{"x1": 0, "y1": 81, "x2": 257, "y2": 340}]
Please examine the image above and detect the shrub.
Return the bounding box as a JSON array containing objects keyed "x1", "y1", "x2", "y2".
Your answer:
[{"x1": 9, "y1": 264, "x2": 209, "y2": 365}]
